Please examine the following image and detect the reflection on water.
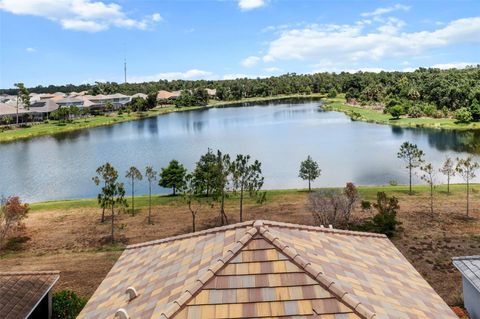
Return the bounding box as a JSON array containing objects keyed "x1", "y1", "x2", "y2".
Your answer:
[
  {"x1": 0, "y1": 98, "x2": 479, "y2": 202},
  {"x1": 391, "y1": 126, "x2": 480, "y2": 154}
]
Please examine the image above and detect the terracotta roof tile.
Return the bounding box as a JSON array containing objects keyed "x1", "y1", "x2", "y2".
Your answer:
[{"x1": 78, "y1": 220, "x2": 455, "y2": 319}]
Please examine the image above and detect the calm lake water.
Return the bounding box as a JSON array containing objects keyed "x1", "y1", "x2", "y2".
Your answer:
[{"x1": 1, "y1": 98, "x2": 479, "y2": 202}]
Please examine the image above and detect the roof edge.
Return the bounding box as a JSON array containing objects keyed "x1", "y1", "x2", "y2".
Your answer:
[
  {"x1": 127, "y1": 220, "x2": 386, "y2": 251},
  {"x1": 127, "y1": 221, "x2": 255, "y2": 250},
  {"x1": 23, "y1": 274, "x2": 60, "y2": 319},
  {"x1": 259, "y1": 219, "x2": 387, "y2": 238},
  {"x1": 452, "y1": 255, "x2": 480, "y2": 261},
  {"x1": 159, "y1": 226, "x2": 258, "y2": 319},
  {"x1": 0, "y1": 270, "x2": 60, "y2": 276},
  {"x1": 258, "y1": 225, "x2": 377, "y2": 319}
]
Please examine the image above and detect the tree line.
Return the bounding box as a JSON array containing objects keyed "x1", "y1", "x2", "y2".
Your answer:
[{"x1": 3, "y1": 66, "x2": 479, "y2": 116}]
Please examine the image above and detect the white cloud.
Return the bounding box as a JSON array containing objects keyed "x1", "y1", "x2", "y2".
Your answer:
[
  {"x1": 26, "y1": 47, "x2": 36, "y2": 53},
  {"x1": 129, "y1": 69, "x2": 213, "y2": 83},
  {"x1": 0, "y1": 0, "x2": 161, "y2": 32},
  {"x1": 223, "y1": 73, "x2": 269, "y2": 80},
  {"x1": 431, "y1": 62, "x2": 478, "y2": 69},
  {"x1": 242, "y1": 56, "x2": 260, "y2": 67},
  {"x1": 265, "y1": 67, "x2": 280, "y2": 72},
  {"x1": 151, "y1": 13, "x2": 162, "y2": 22},
  {"x1": 262, "y1": 17, "x2": 480, "y2": 65},
  {"x1": 238, "y1": 0, "x2": 266, "y2": 11},
  {"x1": 361, "y1": 4, "x2": 410, "y2": 17}
]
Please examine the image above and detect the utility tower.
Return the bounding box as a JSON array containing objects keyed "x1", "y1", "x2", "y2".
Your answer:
[{"x1": 124, "y1": 58, "x2": 127, "y2": 84}]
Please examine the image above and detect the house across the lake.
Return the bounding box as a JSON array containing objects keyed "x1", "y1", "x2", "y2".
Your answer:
[
  {"x1": 78, "y1": 220, "x2": 456, "y2": 319},
  {"x1": 453, "y1": 255, "x2": 480, "y2": 319},
  {"x1": 0, "y1": 271, "x2": 60, "y2": 319}
]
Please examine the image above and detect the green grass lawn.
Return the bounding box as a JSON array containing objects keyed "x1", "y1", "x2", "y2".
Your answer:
[
  {"x1": 29, "y1": 183, "x2": 476, "y2": 212},
  {"x1": 323, "y1": 95, "x2": 480, "y2": 130},
  {"x1": 0, "y1": 106, "x2": 206, "y2": 143}
]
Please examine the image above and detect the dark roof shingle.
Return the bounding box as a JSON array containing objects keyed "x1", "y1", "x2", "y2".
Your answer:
[{"x1": 0, "y1": 271, "x2": 59, "y2": 319}]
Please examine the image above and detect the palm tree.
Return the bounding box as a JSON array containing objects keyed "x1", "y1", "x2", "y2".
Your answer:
[
  {"x1": 125, "y1": 166, "x2": 142, "y2": 216},
  {"x1": 145, "y1": 166, "x2": 157, "y2": 224}
]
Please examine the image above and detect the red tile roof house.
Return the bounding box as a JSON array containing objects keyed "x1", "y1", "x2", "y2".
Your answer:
[
  {"x1": 78, "y1": 220, "x2": 456, "y2": 319},
  {"x1": 0, "y1": 271, "x2": 59, "y2": 319}
]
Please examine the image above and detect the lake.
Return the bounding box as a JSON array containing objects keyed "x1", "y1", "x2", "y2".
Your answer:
[{"x1": 1, "y1": 98, "x2": 479, "y2": 202}]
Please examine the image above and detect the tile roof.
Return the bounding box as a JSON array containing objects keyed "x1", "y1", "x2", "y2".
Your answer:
[
  {"x1": 453, "y1": 255, "x2": 480, "y2": 291},
  {"x1": 157, "y1": 90, "x2": 177, "y2": 99},
  {"x1": 78, "y1": 220, "x2": 456, "y2": 319},
  {"x1": 0, "y1": 271, "x2": 59, "y2": 319}
]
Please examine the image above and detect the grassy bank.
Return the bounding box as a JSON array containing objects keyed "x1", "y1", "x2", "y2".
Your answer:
[
  {"x1": 324, "y1": 95, "x2": 480, "y2": 130},
  {"x1": 0, "y1": 94, "x2": 324, "y2": 143},
  {"x1": 30, "y1": 183, "x2": 476, "y2": 211},
  {"x1": 0, "y1": 106, "x2": 205, "y2": 143}
]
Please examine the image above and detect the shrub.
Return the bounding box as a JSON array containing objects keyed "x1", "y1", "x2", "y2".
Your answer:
[
  {"x1": 455, "y1": 107, "x2": 473, "y2": 123},
  {"x1": 4, "y1": 236, "x2": 30, "y2": 251},
  {"x1": 353, "y1": 192, "x2": 400, "y2": 237},
  {"x1": 470, "y1": 98, "x2": 480, "y2": 121},
  {"x1": 387, "y1": 105, "x2": 404, "y2": 119},
  {"x1": 407, "y1": 104, "x2": 422, "y2": 118},
  {"x1": 419, "y1": 102, "x2": 436, "y2": 117},
  {"x1": 327, "y1": 89, "x2": 337, "y2": 98},
  {"x1": 361, "y1": 200, "x2": 371, "y2": 211},
  {"x1": 52, "y1": 290, "x2": 87, "y2": 319},
  {"x1": 370, "y1": 192, "x2": 400, "y2": 237},
  {"x1": 349, "y1": 111, "x2": 362, "y2": 121},
  {"x1": 441, "y1": 106, "x2": 450, "y2": 118}
]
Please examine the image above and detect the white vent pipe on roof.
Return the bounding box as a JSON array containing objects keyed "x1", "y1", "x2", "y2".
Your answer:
[
  {"x1": 126, "y1": 287, "x2": 138, "y2": 301},
  {"x1": 115, "y1": 308, "x2": 129, "y2": 319}
]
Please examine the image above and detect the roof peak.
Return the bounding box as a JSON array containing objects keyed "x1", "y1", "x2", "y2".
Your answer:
[{"x1": 160, "y1": 224, "x2": 376, "y2": 319}]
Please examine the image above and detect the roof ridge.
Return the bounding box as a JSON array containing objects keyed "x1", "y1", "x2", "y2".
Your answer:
[
  {"x1": 0, "y1": 271, "x2": 60, "y2": 276},
  {"x1": 126, "y1": 221, "x2": 255, "y2": 250},
  {"x1": 258, "y1": 225, "x2": 376, "y2": 319},
  {"x1": 159, "y1": 226, "x2": 258, "y2": 319},
  {"x1": 259, "y1": 220, "x2": 387, "y2": 238}
]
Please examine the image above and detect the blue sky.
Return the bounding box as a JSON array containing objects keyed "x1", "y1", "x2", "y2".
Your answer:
[{"x1": 0, "y1": 0, "x2": 479, "y2": 88}]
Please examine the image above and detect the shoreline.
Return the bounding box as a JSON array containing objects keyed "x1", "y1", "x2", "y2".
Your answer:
[
  {"x1": 0, "y1": 94, "x2": 323, "y2": 143},
  {"x1": 2, "y1": 92, "x2": 479, "y2": 143},
  {"x1": 323, "y1": 96, "x2": 480, "y2": 130}
]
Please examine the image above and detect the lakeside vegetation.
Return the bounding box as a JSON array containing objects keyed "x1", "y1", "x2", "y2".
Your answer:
[
  {"x1": 0, "y1": 106, "x2": 205, "y2": 143},
  {"x1": 324, "y1": 95, "x2": 480, "y2": 130}
]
